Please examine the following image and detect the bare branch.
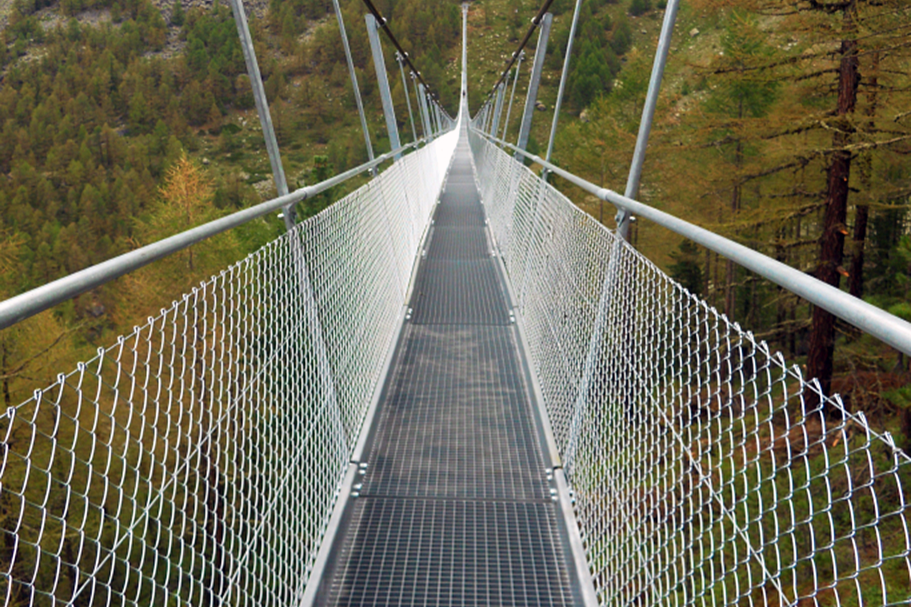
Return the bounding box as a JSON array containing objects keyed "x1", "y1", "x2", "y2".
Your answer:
[{"x1": 0, "y1": 323, "x2": 84, "y2": 381}]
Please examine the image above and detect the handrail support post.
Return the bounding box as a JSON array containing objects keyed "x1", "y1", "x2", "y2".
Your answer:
[
  {"x1": 617, "y1": 0, "x2": 680, "y2": 240},
  {"x1": 333, "y1": 0, "x2": 375, "y2": 171},
  {"x1": 544, "y1": 0, "x2": 584, "y2": 173},
  {"x1": 228, "y1": 0, "x2": 293, "y2": 229},
  {"x1": 502, "y1": 52, "x2": 524, "y2": 143},
  {"x1": 398, "y1": 53, "x2": 419, "y2": 144},
  {"x1": 515, "y1": 13, "x2": 553, "y2": 161},
  {"x1": 366, "y1": 13, "x2": 402, "y2": 161}
]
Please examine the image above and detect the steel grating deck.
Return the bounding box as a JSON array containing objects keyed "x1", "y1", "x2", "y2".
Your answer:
[{"x1": 316, "y1": 130, "x2": 581, "y2": 606}]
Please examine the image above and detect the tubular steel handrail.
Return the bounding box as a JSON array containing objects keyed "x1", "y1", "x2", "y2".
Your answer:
[
  {"x1": 472, "y1": 128, "x2": 911, "y2": 357},
  {"x1": 0, "y1": 141, "x2": 427, "y2": 330}
]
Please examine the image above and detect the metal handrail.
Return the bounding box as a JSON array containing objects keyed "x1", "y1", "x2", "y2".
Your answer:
[
  {"x1": 0, "y1": 140, "x2": 431, "y2": 330},
  {"x1": 473, "y1": 127, "x2": 911, "y2": 357}
]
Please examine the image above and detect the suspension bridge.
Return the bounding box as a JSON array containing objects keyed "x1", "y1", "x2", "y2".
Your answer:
[{"x1": 1, "y1": 1, "x2": 911, "y2": 606}]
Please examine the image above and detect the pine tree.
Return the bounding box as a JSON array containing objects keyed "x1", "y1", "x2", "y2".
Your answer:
[{"x1": 170, "y1": 0, "x2": 184, "y2": 26}]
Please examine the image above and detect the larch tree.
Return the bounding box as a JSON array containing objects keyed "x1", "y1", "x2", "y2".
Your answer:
[
  {"x1": 693, "y1": 0, "x2": 911, "y2": 416},
  {"x1": 701, "y1": 11, "x2": 780, "y2": 321},
  {"x1": 787, "y1": 0, "x2": 911, "y2": 415}
]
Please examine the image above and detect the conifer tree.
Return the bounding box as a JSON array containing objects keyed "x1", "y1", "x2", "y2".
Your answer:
[{"x1": 703, "y1": 11, "x2": 779, "y2": 319}]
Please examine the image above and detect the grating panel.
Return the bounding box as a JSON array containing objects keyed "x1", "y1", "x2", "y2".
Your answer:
[
  {"x1": 324, "y1": 498, "x2": 575, "y2": 607},
  {"x1": 364, "y1": 324, "x2": 548, "y2": 500},
  {"x1": 410, "y1": 260, "x2": 510, "y2": 325},
  {"x1": 426, "y1": 226, "x2": 489, "y2": 259},
  {"x1": 433, "y1": 202, "x2": 485, "y2": 227}
]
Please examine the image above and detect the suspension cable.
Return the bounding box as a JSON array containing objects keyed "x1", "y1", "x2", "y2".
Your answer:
[{"x1": 479, "y1": 0, "x2": 557, "y2": 111}]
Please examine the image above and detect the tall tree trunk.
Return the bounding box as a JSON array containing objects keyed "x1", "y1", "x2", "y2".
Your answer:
[
  {"x1": 849, "y1": 205, "x2": 868, "y2": 297},
  {"x1": 807, "y1": 4, "x2": 859, "y2": 417},
  {"x1": 849, "y1": 51, "x2": 878, "y2": 299}
]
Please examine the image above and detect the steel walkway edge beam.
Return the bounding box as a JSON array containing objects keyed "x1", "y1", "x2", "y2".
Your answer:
[{"x1": 300, "y1": 126, "x2": 460, "y2": 607}]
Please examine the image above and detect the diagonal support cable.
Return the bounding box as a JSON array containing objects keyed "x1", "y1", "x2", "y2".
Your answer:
[{"x1": 397, "y1": 53, "x2": 418, "y2": 144}]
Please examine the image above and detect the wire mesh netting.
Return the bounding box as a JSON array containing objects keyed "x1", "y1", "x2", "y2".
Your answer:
[
  {"x1": 0, "y1": 129, "x2": 458, "y2": 606},
  {"x1": 469, "y1": 127, "x2": 911, "y2": 607}
]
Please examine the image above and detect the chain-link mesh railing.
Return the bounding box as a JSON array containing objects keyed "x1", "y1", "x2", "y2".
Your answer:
[
  {"x1": 469, "y1": 128, "x2": 911, "y2": 607},
  {"x1": 0, "y1": 129, "x2": 457, "y2": 606}
]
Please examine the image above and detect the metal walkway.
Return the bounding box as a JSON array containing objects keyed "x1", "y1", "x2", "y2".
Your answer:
[{"x1": 314, "y1": 127, "x2": 582, "y2": 606}]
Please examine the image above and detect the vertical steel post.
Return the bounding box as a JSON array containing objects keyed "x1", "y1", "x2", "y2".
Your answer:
[
  {"x1": 434, "y1": 99, "x2": 443, "y2": 134},
  {"x1": 502, "y1": 52, "x2": 524, "y2": 142},
  {"x1": 489, "y1": 94, "x2": 497, "y2": 134},
  {"x1": 426, "y1": 91, "x2": 437, "y2": 138},
  {"x1": 418, "y1": 83, "x2": 434, "y2": 141},
  {"x1": 515, "y1": 13, "x2": 552, "y2": 160},
  {"x1": 412, "y1": 77, "x2": 426, "y2": 140},
  {"x1": 491, "y1": 83, "x2": 506, "y2": 138},
  {"x1": 617, "y1": 0, "x2": 680, "y2": 240},
  {"x1": 544, "y1": 0, "x2": 584, "y2": 169},
  {"x1": 332, "y1": 0, "x2": 374, "y2": 167},
  {"x1": 365, "y1": 14, "x2": 402, "y2": 160},
  {"x1": 398, "y1": 54, "x2": 418, "y2": 144},
  {"x1": 228, "y1": 0, "x2": 292, "y2": 228}
]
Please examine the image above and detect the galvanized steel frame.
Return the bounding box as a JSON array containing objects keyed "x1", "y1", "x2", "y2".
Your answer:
[
  {"x1": 228, "y1": 0, "x2": 291, "y2": 225},
  {"x1": 617, "y1": 0, "x2": 680, "y2": 240},
  {"x1": 332, "y1": 0, "x2": 375, "y2": 166},
  {"x1": 0, "y1": 128, "x2": 460, "y2": 606},
  {"x1": 502, "y1": 52, "x2": 524, "y2": 142},
  {"x1": 473, "y1": 129, "x2": 911, "y2": 357},
  {"x1": 397, "y1": 53, "x2": 418, "y2": 144},
  {"x1": 544, "y1": 0, "x2": 583, "y2": 167}
]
